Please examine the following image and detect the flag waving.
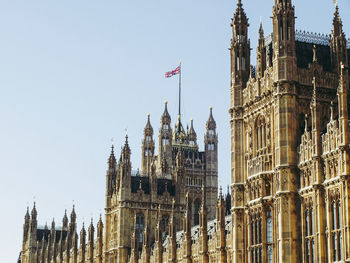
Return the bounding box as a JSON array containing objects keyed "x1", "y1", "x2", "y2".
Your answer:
[{"x1": 165, "y1": 64, "x2": 181, "y2": 78}]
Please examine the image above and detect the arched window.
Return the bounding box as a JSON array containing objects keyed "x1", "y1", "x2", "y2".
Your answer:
[
  {"x1": 160, "y1": 214, "x2": 169, "y2": 236},
  {"x1": 332, "y1": 202, "x2": 337, "y2": 230},
  {"x1": 193, "y1": 199, "x2": 201, "y2": 226},
  {"x1": 136, "y1": 213, "x2": 144, "y2": 244},
  {"x1": 304, "y1": 205, "x2": 315, "y2": 263},
  {"x1": 266, "y1": 208, "x2": 273, "y2": 263},
  {"x1": 331, "y1": 197, "x2": 343, "y2": 261},
  {"x1": 256, "y1": 116, "x2": 267, "y2": 155},
  {"x1": 162, "y1": 138, "x2": 169, "y2": 146},
  {"x1": 250, "y1": 212, "x2": 263, "y2": 263}
]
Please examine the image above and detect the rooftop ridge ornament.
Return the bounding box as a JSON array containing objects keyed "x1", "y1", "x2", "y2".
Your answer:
[{"x1": 263, "y1": 30, "x2": 350, "y2": 48}]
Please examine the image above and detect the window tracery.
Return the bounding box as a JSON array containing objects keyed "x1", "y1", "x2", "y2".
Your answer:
[
  {"x1": 330, "y1": 191, "x2": 342, "y2": 262},
  {"x1": 304, "y1": 199, "x2": 315, "y2": 263}
]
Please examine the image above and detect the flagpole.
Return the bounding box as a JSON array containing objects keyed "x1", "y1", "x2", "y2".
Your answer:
[{"x1": 178, "y1": 61, "x2": 181, "y2": 117}]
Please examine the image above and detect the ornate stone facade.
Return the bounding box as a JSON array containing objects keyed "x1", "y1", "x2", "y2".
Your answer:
[{"x1": 19, "y1": 0, "x2": 350, "y2": 262}]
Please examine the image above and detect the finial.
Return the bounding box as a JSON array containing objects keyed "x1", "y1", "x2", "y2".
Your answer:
[
  {"x1": 172, "y1": 198, "x2": 175, "y2": 209},
  {"x1": 313, "y1": 45, "x2": 317, "y2": 62},
  {"x1": 147, "y1": 113, "x2": 150, "y2": 118},
  {"x1": 219, "y1": 186, "x2": 223, "y2": 197},
  {"x1": 330, "y1": 101, "x2": 335, "y2": 120},
  {"x1": 304, "y1": 114, "x2": 308, "y2": 132},
  {"x1": 333, "y1": 0, "x2": 338, "y2": 7}
]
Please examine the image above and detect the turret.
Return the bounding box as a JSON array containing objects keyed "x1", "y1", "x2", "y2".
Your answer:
[
  {"x1": 142, "y1": 114, "x2": 155, "y2": 176},
  {"x1": 159, "y1": 101, "x2": 172, "y2": 169},
  {"x1": 205, "y1": 107, "x2": 217, "y2": 153},
  {"x1": 70, "y1": 206, "x2": 76, "y2": 233},
  {"x1": 154, "y1": 206, "x2": 163, "y2": 263},
  {"x1": 88, "y1": 219, "x2": 94, "y2": 263},
  {"x1": 338, "y1": 63, "x2": 349, "y2": 147},
  {"x1": 62, "y1": 210, "x2": 68, "y2": 231},
  {"x1": 97, "y1": 215, "x2": 104, "y2": 263},
  {"x1": 187, "y1": 119, "x2": 197, "y2": 147},
  {"x1": 217, "y1": 187, "x2": 227, "y2": 263},
  {"x1": 205, "y1": 107, "x2": 218, "y2": 220},
  {"x1": 142, "y1": 210, "x2": 151, "y2": 263},
  {"x1": 80, "y1": 223, "x2": 86, "y2": 263},
  {"x1": 130, "y1": 215, "x2": 139, "y2": 263},
  {"x1": 183, "y1": 193, "x2": 192, "y2": 263},
  {"x1": 23, "y1": 207, "x2": 30, "y2": 243},
  {"x1": 106, "y1": 145, "x2": 117, "y2": 197},
  {"x1": 330, "y1": 4, "x2": 348, "y2": 73},
  {"x1": 119, "y1": 135, "x2": 132, "y2": 196},
  {"x1": 230, "y1": 0, "x2": 251, "y2": 93},
  {"x1": 29, "y1": 203, "x2": 38, "y2": 246},
  {"x1": 50, "y1": 219, "x2": 57, "y2": 262},
  {"x1": 199, "y1": 185, "x2": 208, "y2": 263},
  {"x1": 168, "y1": 200, "x2": 177, "y2": 263},
  {"x1": 256, "y1": 22, "x2": 266, "y2": 79},
  {"x1": 72, "y1": 231, "x2": 78, "y2": 263},
  {"x1": 272, "y1": 0, "x2": 297, "y2": 80},
  {"x1": 310, "y1": 77, "x2": 323, "y2": 185},
  {"x1": 173, "y1": 115, "x2": 187, "y2": 145}
]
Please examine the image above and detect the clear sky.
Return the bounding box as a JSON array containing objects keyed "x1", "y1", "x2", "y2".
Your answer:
[{"x1": 0, "y1": 0, "x2": 349, "y2": 261}]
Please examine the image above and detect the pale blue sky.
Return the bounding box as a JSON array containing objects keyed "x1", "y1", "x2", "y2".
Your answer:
[{"x1": 0, "y1": 0, "x2": 349, "y2": 261}]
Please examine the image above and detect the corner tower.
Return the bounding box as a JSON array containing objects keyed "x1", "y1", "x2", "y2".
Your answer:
[
  {"x1": 141, "y1": 114, "x2": 155, "y2": 176},
  {"x1": 229, "y1": 1, "x2": 249, "y2": 261},
  {"x1": 272, "y1": 0, "x2": 297, "y2": 81}
]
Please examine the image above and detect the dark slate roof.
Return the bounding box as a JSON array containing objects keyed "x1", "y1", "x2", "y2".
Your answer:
[
  {"x1": 36, "y1": 228, "x2": 68, "y2": 243},
  {"x1": 295, "y1": 41, "x2": 332, "y2": 71},
  {"x1": 157, "y1": 179, "x2": 175, "y2": 196},
  {"x1": 264, "y1": 32, "x2": 350, "y2": 72},
  {"x1": 172, "y1": 146, "x2": 205, "y2": 163},
  {"x1": 131, "y1": 176, "x2": 150, "y2": 194}
]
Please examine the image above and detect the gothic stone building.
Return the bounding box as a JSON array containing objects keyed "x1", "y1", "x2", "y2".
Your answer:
[{"x1": 20, "y1": 0, "x2": 350, "y2": 262}]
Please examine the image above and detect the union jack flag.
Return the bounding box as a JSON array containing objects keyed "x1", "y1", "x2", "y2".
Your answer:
[{"x1": 165, "y1": 65, "x2": 181, "y2": 78}]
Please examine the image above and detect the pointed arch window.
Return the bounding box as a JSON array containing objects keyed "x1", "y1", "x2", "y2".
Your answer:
[
  {"x1": 193, "y1": 199, "x2": 201, "y2": 226},
  {"x1": 330, "y1": 195, "x2": 342, "y2": 261},
  {"x1": 136, "y1": 213, "x2": 144, "y2": 244},
  {"x1": 304, "y1": 203, "x2": 315, "y2": 263},
  {"x1": 256, "y1": 116, "x2": 268, "y2": 155},
  {"x1": 250, "y1": 211, "x2": 263, "y2": 263},
  {"x1": 266, "y1": 208, "x2": 273, "y2": 263},
  {"x1": 162, "y1": 138, "x2": 170, "y2": 146}
]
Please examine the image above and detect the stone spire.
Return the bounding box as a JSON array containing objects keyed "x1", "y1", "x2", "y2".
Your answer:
[
  {"x1": 168, "y1": 199, "x2": 177, "y2": 263},
  {"x1": 256, "y1": 22, "x2": 266, "y2": 79},
  {"x1": 183, "y1": 192, "x2": 192, "y2": 263},
  {"x1": 187, "y1": 119, "x2": 197, "y2": 146},
  {"x1": 337, "y1": 62, "x2": 349, "y2": 147},
  {"x1": 97, "y1": 215, "x2": 104, "y2": 263},
  {"x1": 121, "y1": 134, "x2": 131, "y2": 163},
  {"x1": 199, "y1": 184, "x2": 209, "y2": 263},
  {"x1": 108, "y1": 145, "x2": 116, "y2": 170},
  {"x1": 230, "y1": 0, "x2": 250, "y2": 88},
  {"x1": 62, "y1": 210, "x2": 68, "y2": 230},
  {"x1": 330, "y1": 3, "x2": 348, "y2": 72},
  {"x1": 142, "y1": 113, "x2": 155, "y2": 175},
  {"x1": 154, "y1": 206, "x2": 163, "y2": 263},
  {"x1": 80, "y1": 223, "x2": 86, "y2": 263},
  {"x1": 88, "y1": 219, "x2": 94, "y2": 263}
]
